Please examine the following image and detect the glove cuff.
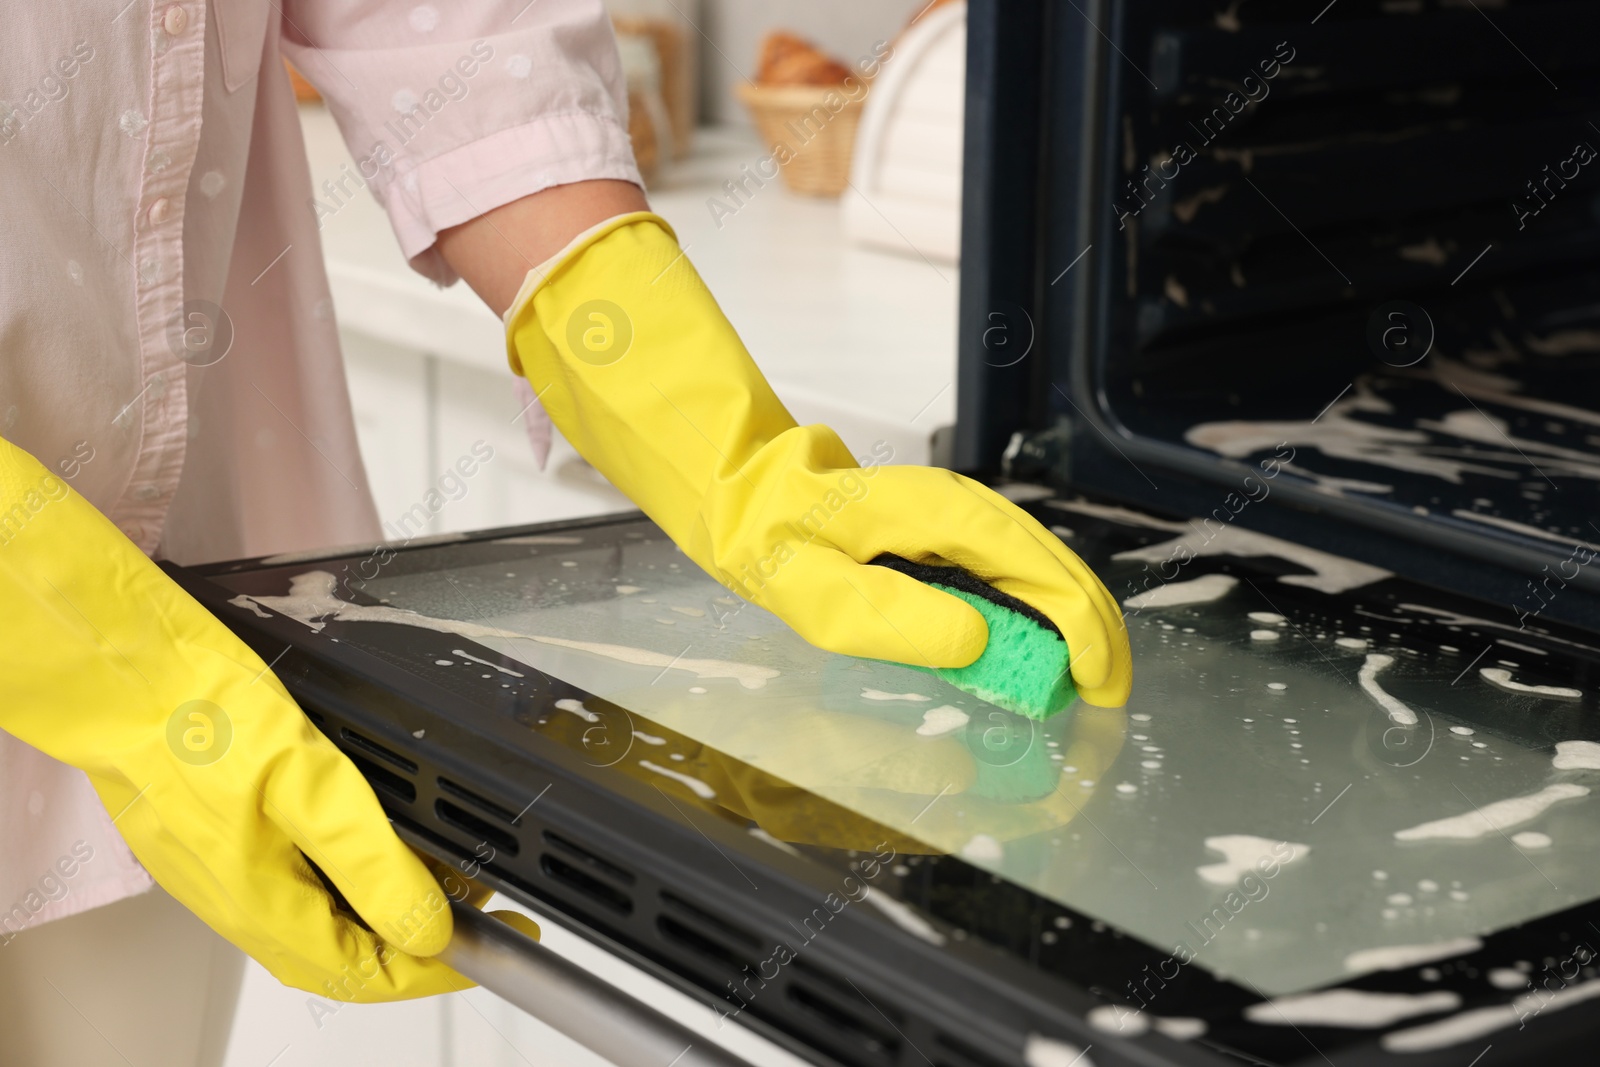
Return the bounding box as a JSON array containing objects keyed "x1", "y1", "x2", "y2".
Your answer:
[{"x1": 500, "y1": 211, "x2": 678, "y2": 376}]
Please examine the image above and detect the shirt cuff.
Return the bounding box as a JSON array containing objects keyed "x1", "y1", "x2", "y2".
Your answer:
[{"x1": 381, "y1": 111, "x2": 643, "y2": 287}]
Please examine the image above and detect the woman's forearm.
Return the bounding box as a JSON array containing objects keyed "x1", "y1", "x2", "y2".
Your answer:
[{"x1": 435, "y1": 179, "x2": 649, "y2": 317}]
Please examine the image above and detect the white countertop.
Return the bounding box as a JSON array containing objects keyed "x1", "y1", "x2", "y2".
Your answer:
[{"x1": 300, "y1": 108, "x2": 959, "y2": 464}]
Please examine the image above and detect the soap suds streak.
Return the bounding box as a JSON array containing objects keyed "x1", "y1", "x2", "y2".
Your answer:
[
  {"x1": 1488, "y1": 967, "x2": 1528, "y2": 989},
  {"x1": 1381, "y1": 977, "x2": 1600, "y2": 1052},
  {"x1": 1399, "y1": 603, "x2": 1598, "y2": 656},
  {"x1": 1052, "y1": 496, "x2": 1390, "y2": 591},
  {"x1": 862, "y1": 888, "x2": 947, "y2": 946},
  {"x1": 639, "y1": 759, "x2": 716, "y2": 799},
  {"x1": 1244, "y1": 989, "x2": 1460, "y2": 1028},
  {"x1": 232, "y1": 570, "x2": 778, "y2": 688},
  {"x1": 532, "y1": 635, "x2": 778, "y2": 689},
  {"x1": 1358, "y1": 654, "x2": 1419, "y2": 725},
  {"x1": 1022, "y1": 1034, "x2": 1096, "y2": 1067},
  {"x1": 228, "y1": 595, "x2": 273, "y2": 619},
  {"x1": 1196, "y1": 835, "x2": 1308, "y2": 886},
  {"x1": 747, "y1": 827, "x2": 801, "y2": 856},
  {"x1": 1122, "y1": 573, "x2": 1238, "y2": 609},
  {"x1": 861, "y1": 688, "x2": 931, "y2": 703},
  {"x1": 1479, "y1": 667, "x2": 1581, "y2": 700},
  {"x1": 1393, "y1": 783, "x2": 1589, "y2": 842},
  {"x1": 1449, "y1": 509, "x2": 1600, "y2": 554},
  {"x1": 1343, "y1": 937, "x2": 1483, "y2": 973},
  {"x1": 452, "y1": 649, "x2": 524, "y2": 678},
  {"x1": 1187, "y1": 383, "x2": 1600, "y2": 492},
  {"x1": 1552, "y1": 740, "x2": 1600, "y2": 770},
  {"x1": 1087, "y1": 1004, "x2": 1148, "y2": 1036},
  {"x1": 1153, "y1": 1017, "x2": 1206, "y2": 1041},
  {"x1": 1114, "y1": 525, "x2": 1391, "y2": 594},
  {"x1": 961, "y1": 834, "x2": 1004, "y2": 863},
  {"x1": 554, "y1": 698, "x2": 600, "y2": 723},
  {"x1": 916, "y1": 705, "x2": 969, "y2": 737}
]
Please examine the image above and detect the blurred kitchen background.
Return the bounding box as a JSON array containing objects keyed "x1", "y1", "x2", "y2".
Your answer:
[{"x1": 222, "y1": 3, "x2": 967, "y2": 1065}]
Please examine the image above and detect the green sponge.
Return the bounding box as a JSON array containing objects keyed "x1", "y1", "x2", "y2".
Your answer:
[{"x1": 871, "y1": 555, "x2": 1076, "y2": 721}]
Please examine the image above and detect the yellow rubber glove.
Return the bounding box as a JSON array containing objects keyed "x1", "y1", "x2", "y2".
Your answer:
[
  {"x1": 0, "y1": 437, "x2": 473, "y2": 1001},
  {"x1": 506, "y1": 213, "x2": 1131, "y2": 705}
]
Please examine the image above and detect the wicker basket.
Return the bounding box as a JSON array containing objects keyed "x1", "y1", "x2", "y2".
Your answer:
[{"x1": 735, "y1": 82, "x2": 867, "y2": 197}]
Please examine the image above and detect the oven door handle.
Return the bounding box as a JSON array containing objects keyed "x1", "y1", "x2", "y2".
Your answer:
[{"x1": 440, "y1": 900, "x2": 757, "y2": 1067}]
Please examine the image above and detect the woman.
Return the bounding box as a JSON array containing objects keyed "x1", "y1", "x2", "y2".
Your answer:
[{"x1": 0, "y1": 2, "x2": 1129, "y2": 1063}]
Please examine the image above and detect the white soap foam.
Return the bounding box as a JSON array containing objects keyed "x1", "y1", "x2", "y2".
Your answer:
[
  {"x1": 554, "y1": 698, "x2": 600, "y2": 724},
  {"x1": 1392, "y1": 783, "x2": 1589, "y2": 842},
  {"x1": 1401, "y1": 603, "x2": 1593, "y2": 656},
  {"x1": 1335, "y1": 636, "x2": 1369, "y2": 650},
  {"x1": 916, "y1": 706, "x2": 969, "y2": 738},
  {"x1": 228, "y1": 595, "x2": 273, "y2": 619},
  {"x1": 862, "y1": 887, "x2": 947, "y2": 946},
  {"x1": 1512, "y1": 831, "x2": 1552, "y2": 849},
  {"x1": 1244, "y1": 989, "x2": 1460, "y2": 1028},
  {"x1": 1250, "y1": 629, "x2": 1281, "y2": 642},
  {"x1": 1487, "y1": 968, "x2": 1528, "y2": 990},
  {"x1": 452, "y1": 649, "x2": 525, "y2": 678},
  {"x1": 1122, "y1": 573, "x2": 1238, "y2": 609},
  {"x1": 1022, "y1": 1035, "x2": 1096, "y2": 1067},
  {"x1": 862, "y1": 688, "x2": 933, "y2": 703},
  {"x1": 996, "y1": 483, "x2": 1057, "y2": 503},
  {"x1": 639, "y1": 759, "x2": 716, "y2": 799},
  {"x1": 1197, "y1": 835, "x2": 1308, "y2": 886},
  {"x1": 1344, "y1": 937, "x2": 1483, "y2": 973},
  {"x1": 747, "y1": 826, "x2": 801, "y2": 856},
  {"x1": 632, "y1": 730, "x2": 666, "y2": 745},
  {"x1": 1381, "y1": 979, "x2": 1600, "y2": 1052},
  {"x1": 961, "y1": 834, "x2": 1004, "y2": 863},
  {"x1": 1359, "y1": 654, "x2": 1419, "y2": 726},
  {"x1": 1086, "y1": 1004, "x2": 1149, "y2": 1036},
  {"x1": 1186, "y1": 387, "x2": 1592, "y2": 492},
  {"x1": 1116, "y1": 782, "x2": 1138, "y2": 795},
  {"x1": 234, "y1": 571, "x2": 778, "y2": 689},
  {"x1": 1449, "y1": 726, "x2": 1475, "y2": 736},
  {"x1": 1113, "y1": 521, "x2": 1391, "y2": 594},
  {"x1": 532, "y1": 635, "x2": 778, "y2": 689},
  {"x1": 615, "y1": 585, "x2": 643, "y2": 594},
  {"x1": 1553, "y1": 740, "x2": 1600, "y2": 770},
  {"x1": 1153, "y1": 1017, "x2": 1206, "y2": 1041},
  {"x1": 1268, "y1": 682, "x2": 1288, "y2": 691},
  {"x1": 1248, "y1": 611, "x2": 1287, "y2": 624},
  {"x1": 1479, "y1": 667, "x2": 1581, "y2": 700}
]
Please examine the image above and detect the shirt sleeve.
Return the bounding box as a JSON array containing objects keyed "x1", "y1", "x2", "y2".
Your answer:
[{"x1": 281, "y1": 0, "x2": 642, "y2": 286}]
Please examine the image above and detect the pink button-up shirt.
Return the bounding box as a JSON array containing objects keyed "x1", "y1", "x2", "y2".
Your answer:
[{"x1": 0, "y1": 0, "x2": 639, "y2": 931}]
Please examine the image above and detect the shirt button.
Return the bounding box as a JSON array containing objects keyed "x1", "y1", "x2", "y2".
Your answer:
[
  {"x1": 148, "y1": 197, "x2": 171, "y2": 226},
  {"x1": 162, "y1": 4, "x2": 188, "y2": 36}
]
